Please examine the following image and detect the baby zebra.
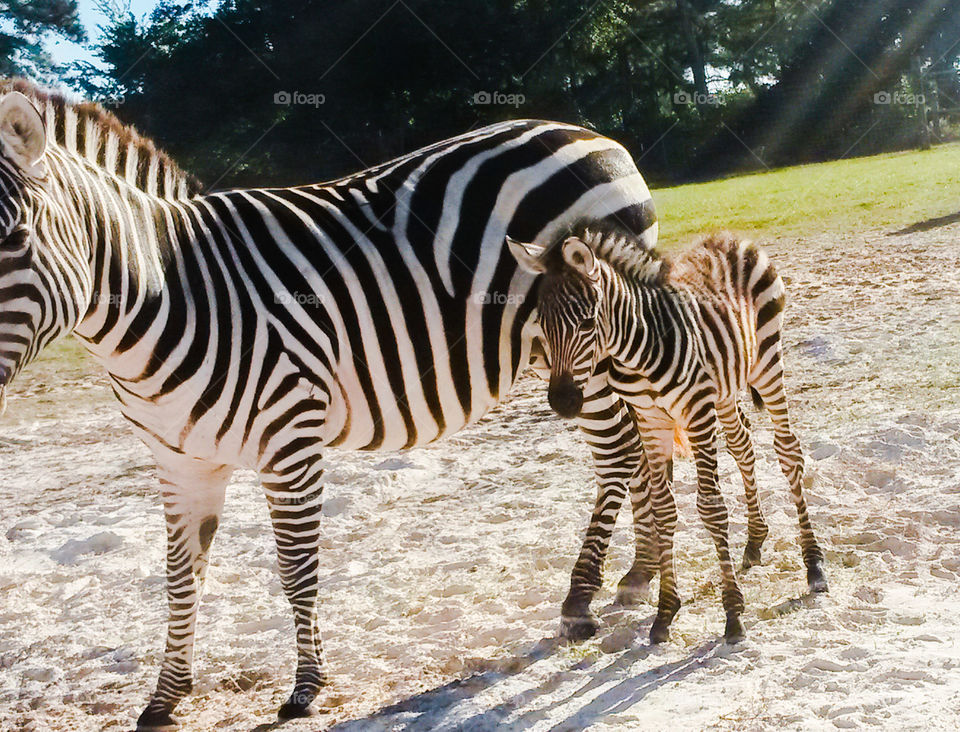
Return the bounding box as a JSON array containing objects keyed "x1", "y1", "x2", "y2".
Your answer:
[{"x1": 509, "y1": 227, "x2": 827, "y2": 643}]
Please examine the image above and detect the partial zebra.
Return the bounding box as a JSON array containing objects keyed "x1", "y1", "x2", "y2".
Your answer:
[
  {"x1": 0, "y1": 80, "x2": 658, "y2": 728},
  {"x1": 509, "y1": 226, "x2": 828, "y2": 644}
]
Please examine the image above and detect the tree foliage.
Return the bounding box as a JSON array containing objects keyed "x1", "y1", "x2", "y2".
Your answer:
[
  {"x1": 0, "y1": 0, "x2": 85, "y2": 78},
  {"x1": 74, "y1": 0, "x2": 960, "y2": 188}
]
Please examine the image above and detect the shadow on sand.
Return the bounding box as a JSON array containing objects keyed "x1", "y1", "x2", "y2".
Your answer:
[
  {"x1": 888, "y1": 211, "x2": 960, "y2": 236},
  {"x1": 250, "y1": 588, "x2": 824, "y2": 732},
  {"x1": 324, "y1": 614, "x2": 724, "y2": 732}
]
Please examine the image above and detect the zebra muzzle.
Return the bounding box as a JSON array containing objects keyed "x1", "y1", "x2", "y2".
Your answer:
[{"x1": 548, "y1": 373, "x2": 583, "y2": 419}]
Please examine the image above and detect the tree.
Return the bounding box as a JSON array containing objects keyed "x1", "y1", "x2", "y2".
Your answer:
[
  {"x1": 676, "y1": 0, "x2": 707, "y2": 98},
  {"x1": 0, "y1": 0, "x2": 85, "y2": 78},
  {"x1": 79, "y1": 0, "x2": 960, "y2": 188},
  {"x1": 698, "y1": 0, "x2": 960, "y2": 173}
]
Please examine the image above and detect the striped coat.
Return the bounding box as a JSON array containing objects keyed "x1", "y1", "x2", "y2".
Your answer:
[{"x1": 0, "y1": 79, "x2": 658, "y2": 729}]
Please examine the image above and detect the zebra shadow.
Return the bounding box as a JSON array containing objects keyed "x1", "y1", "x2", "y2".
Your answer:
[{"x1": 315, "y1": 608, "x2": 728, "y2": 732}]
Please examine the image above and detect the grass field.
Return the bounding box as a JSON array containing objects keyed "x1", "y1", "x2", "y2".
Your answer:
[{"x1": 651, "y1": 141, "x2": 960, "y2": 246}]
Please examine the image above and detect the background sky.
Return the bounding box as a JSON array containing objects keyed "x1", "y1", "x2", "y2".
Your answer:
[{"x1": 50, "y1": 0, "x2": 166, "y2": 66}]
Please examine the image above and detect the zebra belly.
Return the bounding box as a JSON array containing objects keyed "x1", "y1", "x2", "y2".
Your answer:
[{"x1": 324, "y1": 355, "x2": 519, "y2": 452}]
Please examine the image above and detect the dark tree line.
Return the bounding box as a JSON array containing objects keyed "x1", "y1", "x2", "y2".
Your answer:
[{"x1": 30, "y1": 1, "x2": 960, "y2": 186}]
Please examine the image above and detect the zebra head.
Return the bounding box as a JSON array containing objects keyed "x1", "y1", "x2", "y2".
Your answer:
[
  {"x1": 0, "y1": 91, "x2": 62, "y2": 412},
  {"x1": 508, "y1": 234, "x2": 604, "y2": 419}
]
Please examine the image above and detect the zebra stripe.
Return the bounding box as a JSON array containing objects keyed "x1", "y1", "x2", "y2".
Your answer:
[
  {"x1": 0, "y1": 80, "x2": 658, "y2": 728},
  {"x1": 512, "y1": 226, "x2": 828, "y2": 645}
]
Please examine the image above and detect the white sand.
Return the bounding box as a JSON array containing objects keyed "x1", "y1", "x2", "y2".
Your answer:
[{"x1": 1, "y1": 226, "x2": 959, "y2": 731}]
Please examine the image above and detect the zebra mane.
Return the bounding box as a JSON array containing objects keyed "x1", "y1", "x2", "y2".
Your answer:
[
  {"x1": 1, "y1": 78, "x2": 201, "y2": 200},
  {"x1": 563, "y1": 222, "x2": 667, "y2": 284}
]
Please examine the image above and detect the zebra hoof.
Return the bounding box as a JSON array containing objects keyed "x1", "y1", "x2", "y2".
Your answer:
[
  {"x1": 136, "y1": 705, "x2": 180, "y2": 731},
  {"x1": 742, "y1": 542, "x2": 763, "y2": 570},
  {"x1": 649, "y1": 617, "x2": 671, "y2": 644},
  {"x1": 615, "y1": 579, "x2": 651, "y2": 607},
  {"x1": 807, "y1": 561, "x2": 829, "y2": 594},
  {"x1": 278, "y1": 699, "x2": 317, "y2": 721},
  {"x1": 560, "y1": 613, "x2": 599, "y2": 641},
  {"x1": 724, "y1": 613, "x2": 745, "y2": 644}
]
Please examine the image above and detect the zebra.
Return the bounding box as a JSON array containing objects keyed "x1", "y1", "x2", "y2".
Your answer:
[
  {"x1": 0, "y1": 79, "x2": 660, "y2": 728},
  {"x1": 508, "y1": 225, "x2": 828, "y2": 644}
]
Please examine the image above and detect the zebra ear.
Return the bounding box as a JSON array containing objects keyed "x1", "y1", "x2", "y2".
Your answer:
[
  {"x1": 0, "y1": 92, "x2": 46, "y2": 177},
  {"x1": 506, "y1": 236, "x2": 546, "y2": 274},
  {"x1": 561, "y1": 237, "x2": 597, "y2": 276}
]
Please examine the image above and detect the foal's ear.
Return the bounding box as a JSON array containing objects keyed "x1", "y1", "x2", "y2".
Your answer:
[
  {"x1": 506, "y1": 236, "x2": 546, "y2": 274},
  {"x1": 0, "y1": 92, "x2": 46, "y2": 178},
  {"x1": 561, "y1": 236, "x2": 597, "y2": 276}
]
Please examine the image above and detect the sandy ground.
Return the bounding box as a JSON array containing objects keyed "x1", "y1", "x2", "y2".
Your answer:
[{"x1": 1, "y1": 224, "x2": 960, "y2": 731}]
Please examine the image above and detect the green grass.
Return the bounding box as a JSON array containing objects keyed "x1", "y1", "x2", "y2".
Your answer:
[{"x1": 651, "y1": 142, "x2": 960, "y2": 247}]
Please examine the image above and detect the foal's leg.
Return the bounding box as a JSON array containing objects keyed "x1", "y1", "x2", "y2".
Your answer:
[
  {"x1": 562, "y1": 380, "x2": 655, "y2": 640},
  {"x1": 615, "y1": 447, "x2": 658, "y2": 606},
  {"x1": 717, "y1": 399, "x2": 769, "y2": 569},
  {"x1": 689, "y1": 415, "x2": 746, "y2": 643},
  {"x1": 138, "y1": 456, "x2": 233, "y2": 731},
  {"x1": 751, "y1": 372, "x2": 828, "y2": 593},
  {"x1": 635, "y1": 412, "x2": 681, "y2": 644}
]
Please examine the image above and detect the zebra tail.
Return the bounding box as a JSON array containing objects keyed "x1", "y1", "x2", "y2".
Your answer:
[
  {"x1": 750, "y1": 387, "x2": 765, "y2": 411},
  {"x1": 674, "y1": 424, "x2": 692, "y2": 458}
]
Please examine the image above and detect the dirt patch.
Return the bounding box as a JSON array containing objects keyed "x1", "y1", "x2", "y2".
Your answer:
[{"x1": 1, "y1": 226, "x2": 959, "y2": 731}]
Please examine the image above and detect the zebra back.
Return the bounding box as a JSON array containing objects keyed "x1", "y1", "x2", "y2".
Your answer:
[{"x1": 667, "y1": 232, "x2": 786, "y2": 392}]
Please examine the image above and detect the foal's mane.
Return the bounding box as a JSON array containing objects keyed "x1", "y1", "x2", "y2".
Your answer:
[
  {"x1": 1, "y1": 78, "x2": 201, "y2": 199},
  {"x1": 561, "y1": 221, "x2": 668, "y2": 283}
]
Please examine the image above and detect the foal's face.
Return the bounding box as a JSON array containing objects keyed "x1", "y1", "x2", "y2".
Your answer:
[{"x1": 508, "y1": 235, "x2": 603, "y2": 419}]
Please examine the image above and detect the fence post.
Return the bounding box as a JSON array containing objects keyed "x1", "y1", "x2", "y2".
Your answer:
[
  {"x1": 930, "y1": 75, "x2": 941, "y2": 141},
  {"x1": 912, "y1": 57, "x2": 931, "y2": 150}
]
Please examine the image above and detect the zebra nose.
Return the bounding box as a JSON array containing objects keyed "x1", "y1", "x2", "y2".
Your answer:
[{"x1": 548, "y1": 373, "x2": 583, "y2": 419}]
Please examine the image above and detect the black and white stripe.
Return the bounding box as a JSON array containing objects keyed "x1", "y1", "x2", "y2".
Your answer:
[
  {"x1": 0, "y1": 81, "x2": 659, "y2": 728},
  {"x1": 510, "y1": 226, "x2": 828, "y2": 645}
]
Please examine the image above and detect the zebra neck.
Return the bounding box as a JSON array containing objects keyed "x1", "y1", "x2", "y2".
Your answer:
[
  {"x1": 66, "y1": 154, "x2": 173, "y2": 351},
  {"x1": 610, "y1": 274, "x2": 678, "y2": 369}
]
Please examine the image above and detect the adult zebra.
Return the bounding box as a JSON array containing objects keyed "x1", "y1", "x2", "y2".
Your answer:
[{"x1": 0, "y1": 80, "x2": 658, "y2": 728}]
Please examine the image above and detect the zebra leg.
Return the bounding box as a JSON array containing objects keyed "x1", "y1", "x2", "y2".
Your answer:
[
  {"x1": 260, "y1": 445, "x2": 327, "y2": 720},
  {"x1": 690, "y1": 418, "x2": 746, "y2": 643},
  {"x1": 138, "y1": 458, "x2": 233, "y2": 731},
  {"x1": 717, "y1": 400, "x2": 769, "y2": 570},
  {"x1": 562, "y1": 383, "x2": 653, "y2": 640},
  {"x1": 635, "y1": 415, "x2": 681, "y2": 644},
  {"x1": 752, "y1": 376, "x2": 828, "y2": 593},
  {"x1": 615, "y1": 448, "x2": 658, "y2": 606}
]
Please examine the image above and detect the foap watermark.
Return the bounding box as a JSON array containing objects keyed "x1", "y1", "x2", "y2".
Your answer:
[
  {"x1": 91, "y1": 292, "x2": 125, "y2": 306},
  {"x1": 100, "y1": 93, "x2": 125, "y2": 108},
  {"x1": 274, "y1": 90, "x2": 326, "y2": 108},
  {"x1": 873, "y1": 91, "x2": 925, "y2": 106},
  {"x1": 474, "y1": 291, "x2": 526, "y2": 306},
  {"x1": 472, "y1": 91, "x2": 526, "y2": 108},
  {"x1": 272, "y1": 493, "x2": 316, "y2": 506},
  {"x1": 275, "y1": 290, "x2": 321, "y2": 306},
  {"x1": 673, "y1": 90, "x2": 720, "y2": 107}
]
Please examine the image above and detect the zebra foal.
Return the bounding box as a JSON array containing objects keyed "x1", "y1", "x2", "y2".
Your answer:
[
  {"x1": 0, "y1": 81, "x2": 660, "y2": 728},
  {"x1": 509, "y1": 226, "x2": 828, "y2": 643}
]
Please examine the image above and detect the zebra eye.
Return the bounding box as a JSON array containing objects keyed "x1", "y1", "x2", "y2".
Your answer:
[{"x1": 577, "y1": 317, "x2": 595, "y2": 332}]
